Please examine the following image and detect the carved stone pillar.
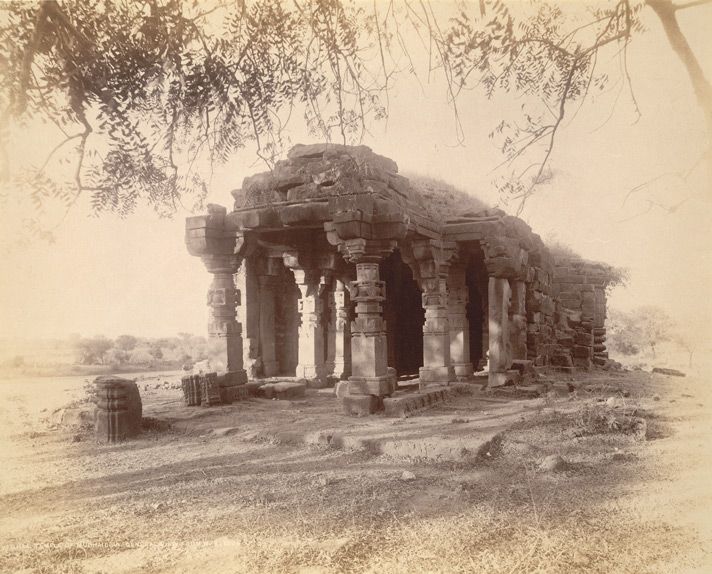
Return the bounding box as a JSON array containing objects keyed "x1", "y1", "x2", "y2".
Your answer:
[
  {"x1": 337, "y1": 239, "x2": 396, "y2": 397},
  {"x1": 327, "y1": 279, "x2": 351, "y2": 379},
  {"x1": 348, "y1": 261, "x2": 392, "y2": 394},
  {"x1": 291, "y1": 268, "x2": 327, "y2": 380},
  {"x1": 202, "y1": 254, "x2": 247, "y2": 382},
  {"x1": 420, "y1": 277, "x2": 455, "y2": 384},
  {"x1": 488, "y1": 276, "x2": 511, "y2": 387},
  {"x1": 448, "y1": 267, "x2": 474, "y2": 380},
  {"x1": 409, "y1": 239, "x2": 458, "y2": 385},
  {"x1": 186, "y1": 204, "x2": 250, "y2": 382}
]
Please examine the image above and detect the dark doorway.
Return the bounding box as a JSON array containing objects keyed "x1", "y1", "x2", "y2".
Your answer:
[
  {"x1": 274, "y1": 270, "x2": 300, "y2": 376},
  {"x1": 381, "y1": 250, "x2": 424, "y2": 377},
  {"x1": 465, "y1": 248, "x2": 487, "y2": 369}
]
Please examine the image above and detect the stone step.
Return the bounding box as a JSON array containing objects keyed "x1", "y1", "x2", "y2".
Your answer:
[
  {"x1": 257, "y1": 381, "x2": 306, "y2": 400},
  {"x1": 383, "y1": 386, "x2": 451, "y2": 417}
]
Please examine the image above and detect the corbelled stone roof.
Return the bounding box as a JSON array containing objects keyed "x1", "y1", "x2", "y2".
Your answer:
[{"x1": 231, "y1": 143, "x2": 491, "y2": 225}]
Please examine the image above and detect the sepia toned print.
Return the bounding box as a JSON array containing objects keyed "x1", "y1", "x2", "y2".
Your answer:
[{"x1": 1, "y1": 1, "x2": 710, "y2": 572}]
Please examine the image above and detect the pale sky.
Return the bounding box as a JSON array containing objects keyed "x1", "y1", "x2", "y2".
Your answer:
[{"x1": 0, "y1": 1, "x2": 710, "y2": 341}]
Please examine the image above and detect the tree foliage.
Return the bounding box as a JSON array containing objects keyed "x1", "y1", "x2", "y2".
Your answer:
[
  {"x1": 0, "y1": 0, "x2": 709, "y2": 223},
  {"x1": 115, "y1": 334, "x2": 138, "y2": 351},
  {"x1": 0, "y1": 0, "x2": 382, "y2": 218},
  {"x1": 607, "y1": 305, "x2": 675, "y2": 358},
  {"x1": 73, "y1": 335, "x2": 113, "y2": 364}
]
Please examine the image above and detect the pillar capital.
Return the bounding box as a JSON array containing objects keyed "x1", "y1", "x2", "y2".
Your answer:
[
  {"x1": 337, "y1": 238, "x2": 397, "y2": 264},
  {"x1": 410, "y1": 239, "x2": 458, "y2": 281},
  {"x1": 201, "y1": 253, "x2": 242, "y2": 275}
]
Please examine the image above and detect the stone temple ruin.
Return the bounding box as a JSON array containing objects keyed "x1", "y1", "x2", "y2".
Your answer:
[{"x1": 185, "y1": 144, "x2": 619, "y2": 414}]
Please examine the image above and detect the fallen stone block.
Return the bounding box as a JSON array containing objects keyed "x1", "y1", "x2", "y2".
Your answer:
[
  {"x1": 50, "y1": 405, "x2": 94, "y2": 428},
  {"x1": 487, "y1": 371, "x2": 518, "y2": 388},
  {"x1": 342, "y1": 394, "x2": 383, "y2": 416},
  {"x1": 510, "y1": 360, "x2": 540, "y2": 385},
  {"x1": 245, "y1": 380, "x2": 267, "y2": 397},
  {"x1": 652, "y1": 367, "x2": 686, "y2": 377},
  {"x1": 200, "y1": 372, "x2": 222, "y2": 407},
  {"x1": 383, "y1": 387, "x2": 450, "y2": 417},
  {"x1": 258, "y1": 381, "x2": 306, "y2": 400},
  {"x1": 221, "y1": 385, "x2": 249, "y2": 403},
  {"x1": 335, "y1": 380, "x2": 349, "y2": 399},
  {"x1": 303, "y1": 377, "x2": 332, "y2": 389}
]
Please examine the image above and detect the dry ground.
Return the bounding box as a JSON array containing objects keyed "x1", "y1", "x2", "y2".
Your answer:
[{"x1": 1, "y1": 369, "x2": 710, "y2": 574}]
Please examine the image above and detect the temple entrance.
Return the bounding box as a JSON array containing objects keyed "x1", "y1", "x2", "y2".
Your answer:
[
  {"x1": 381, "y1": 250, "x2": 424, "y2": 378},
  {"x1": 465, "y1": 248, "x2": 488, "y2": 370},
  {"x1": 274, "y1": 270, "x2": 300, "y2": 376}
]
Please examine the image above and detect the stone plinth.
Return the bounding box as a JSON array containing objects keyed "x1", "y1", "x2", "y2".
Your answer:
[
  {"x1": 258, "y1": 381, "x2": 306, "y2": 400},
  {"x1": 93, "y1": 376, "x2": 142, "y2": 442}
]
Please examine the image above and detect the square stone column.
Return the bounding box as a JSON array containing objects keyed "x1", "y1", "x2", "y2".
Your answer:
[
  {"x1": 419, "y1": 277, "x2": 455, "y2": 384},
  {"x1": 488, "y1": 276, "x2": 512, "y2": 387},
  {"x1": 292, "y1": 268, "x2": 327, "y2": 380},
  {"x1": 326, "y1": 279, "x2": 351, "y2": 379},
  {"x1": 448, "y1": 267, "x2": 473, "y2": 380},
  {"x1": 235, "y1": 256, "x2": 261, "y2": 378},
  {"x1": 202, "y1": 254, "x2": 247, "y2": 383}
]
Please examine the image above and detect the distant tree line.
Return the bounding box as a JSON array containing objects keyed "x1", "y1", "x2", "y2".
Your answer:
[
  {"x1": 73, "y1": 332, "x2": 207, "y2": 368},
  {"x1": 607, "y1": 306, "x2": 696, "y2": 367}
]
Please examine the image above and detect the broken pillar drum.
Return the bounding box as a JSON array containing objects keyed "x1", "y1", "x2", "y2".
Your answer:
[
  {"x1": 93, "y1": 376, "x2": 142, "y2": 442},
  {"x1": 181, "y1": 375, "x2": 202, "y2": 406},
  {"x1": 201, "y1": 372, "x2": 222, "y2": 406}
]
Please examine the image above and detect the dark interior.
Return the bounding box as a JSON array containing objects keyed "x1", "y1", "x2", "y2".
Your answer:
[{"x1": 381, "y1": 249, "x2": 424, "y2": 377}]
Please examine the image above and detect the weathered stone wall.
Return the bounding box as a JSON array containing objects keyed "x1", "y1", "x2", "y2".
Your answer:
[
  {"x1": 523, "y1": 241, "x2": 557, "y2": 366},
  {"x1": 551, "y1": 258, "x2": 614, "y2": 370}
]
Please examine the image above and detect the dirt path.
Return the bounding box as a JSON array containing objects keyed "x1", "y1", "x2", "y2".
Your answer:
[{"x1": 1, "y1": 370, "x2": 710, "y2": 573}]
